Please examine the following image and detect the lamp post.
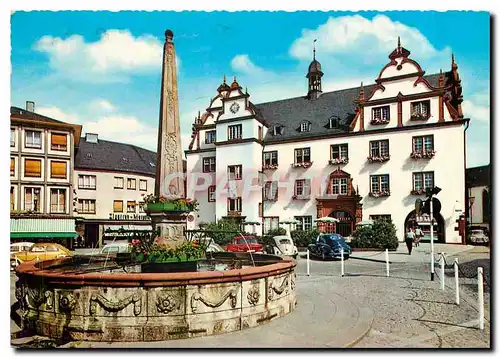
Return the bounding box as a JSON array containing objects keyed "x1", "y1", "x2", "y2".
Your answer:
[{"x1": 426, "y1": 186, "x2": 441, "y2": 281}]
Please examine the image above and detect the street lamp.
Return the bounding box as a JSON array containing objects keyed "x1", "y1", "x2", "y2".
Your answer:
[{"x1": 426, "y1": 186, "x2": 441, "y2": 281}]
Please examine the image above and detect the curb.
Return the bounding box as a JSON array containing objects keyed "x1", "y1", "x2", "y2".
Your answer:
[{"x1": 342, "y1": 306, "x2": 374, "y2": 348}]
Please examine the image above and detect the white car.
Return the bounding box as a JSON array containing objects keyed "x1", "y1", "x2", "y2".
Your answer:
[
  {"x1": 269, "y1": 236, "x2": 298, "y2": 259},
  {"x1": 10, "y1": 242, "x2": 34, "y2": 253},
  {"x1": 206, "y1": 241, "x2": 225, "y2": 253},
  {"x1": 100, "y1": 242, "x2": 131, "y2": 255},
  {"x1": 470, "y1": 230, "x2": 489, "y2": 244}
]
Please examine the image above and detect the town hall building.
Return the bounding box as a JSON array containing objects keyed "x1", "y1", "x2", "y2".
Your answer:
[{"x1": 185, "y1": 39, "x2": 468, "y2": 243}]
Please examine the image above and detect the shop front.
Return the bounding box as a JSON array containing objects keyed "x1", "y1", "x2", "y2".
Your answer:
[{"x1": 10, "y1": 216, "x2": 77, "y2": 249}]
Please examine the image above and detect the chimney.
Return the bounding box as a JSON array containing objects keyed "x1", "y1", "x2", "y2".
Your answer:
[
  {"x1": 26, "y1": 101, "x2": 35, "y2": 112},
  {"x1": 85, "y1": 133, "x2": 99, "y2": 143}
]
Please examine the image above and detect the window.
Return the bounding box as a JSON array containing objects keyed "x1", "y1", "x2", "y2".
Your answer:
[
  {"x1": 10, "y1": 129, "x2": 15, "y2": 147},
  {"x1": 372, "y1": 106, "x2": 390, "y2": 122},
  {"x1": 411, "y1": 100, "x2": 430, "y2": 119},
  {"x1": 370, "y1": 175, "x2": 390, "y2": 194},
  {"x1": 272, "y1": 126, "x2": 284, "y2": 136},
  {"x1": 228, "y1": 165, "x2": 242, "y2": 180},
  {"x1": 331, "y1": 177, "x2": 348, "y2": 195},
  {"x1": 45, "y1": 246, "x2": 59, "y2": 252},
  {"x1": 328, "y1": 117, "x2": 338, "y2": 129},
  {"x1": 25, "y1": 130, "x2": 42, "y2": 149},
  {"x1": 228, "y1": 124, "x2": 242, "y2": 140},
  {"x1": 294, "y1": 148, "x2": 311, "y2": 164},
  {"x1": 294, "y1": 179, "x2": 311, "y2": 197},
  {"x1": 412, "y1": 135, "x2": 434, "y2": 153},
  {"x1": 24, "y1": 159, "x2": 42, "y2": 178},
  {"x1": 113, "y1": 200, "x2": 123, "y2": 213},
  {"x1": 139, "y1": 179, "x2": 147, "y2": 191},
  {"x1": 208, "y1": 186, "x2": 216, "y2": 202},
  {"x1": 114, "y1": 177, "x2": 124, "y2": 189},
  {"x1": 127, "y1": 201, "x2": 136, "y2": 213},
  {"x1": 78, "y1": 199, "x2": 96, "y2": 214},
  {"x1": 263, "y1": 151, "x2": 278, "y2": 166},
  {"x1": 127, "y1": 178, "x2": 137, "y2": 190},
  {"x1": 10, "y1": 186, "x2": 14, "y2": 211},
  {"x1": 227, "y1": 197, "x2": 242, "y2": 212},
  {"x1": 258, "y1": 126, "x2": 263, "y2": 141},
  {"x1": 50, "y1": 188, "x2": 66, "y2": 213},
  {"x1": 202, "y1": 157, "x2": 216, "y2": 173},
  {"x1": 263, "y1": 217, "x2": 279, "y2": 234},
  {"x1": 205, "y1": 130, "x2": 216, "y2": 144},
  {"x1": 413, "y1": 172, "x2": 434, "y2": 191},
  {"x1": 51, "y1": 133, "x2": 67, "y2": 151},
  {"x1": 264, "y1": 181, "x2": 278, "y2": 201},
  {"x1": 24, "y1": 187, "x2": 41, "y2": 212},
  {"x1": 369, "y1": 140, "x2": 389, "y2": 158},
  {"x1": 10, "y1": 158, "x2": 15, "y2": 176},
  {"x1": 300, "y1": 121, "x2": 310, "y2": 132},
  {"x1": 295, "y1": 216, "x2": 313, "y2": 231},
  {"x1": 370, "y1": 214, "x2": 392, "y2": 221},
  {"x1": 50, "y1": 161, "x2": 67, "y2": 179},
  {"x1": 78, "y1": 175, "x2": 96, "y2": 190},
  {"x1": 331, "y1": 144, "x2": 348, "y2": 160}
]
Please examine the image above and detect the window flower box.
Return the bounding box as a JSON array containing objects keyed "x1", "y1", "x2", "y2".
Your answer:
[
  {"x1": 262, "y1": 163, "x2": 279, "y2": 170},
  {"x1": 291, "y1": 161, "x2": 313, "y2": 168},
  {"x1": 370, "y1": 118, "x2": 390, "y2": 125},
  {"x1": 329, "y1": 158, "x2": 349, "y2": 165},
  {"x1": 410, "y1": 189, "x2": 426, "y2": 195},
  {"x1": 367, "y1": 155, "x2": 390, "y2": 163},
  {"x1": 264, "y1": 197, "x2": 278, "y2": 202},
  {"x1": 227, "y1": 211, "x2": 242, "y2": 217},
  {"x1": 410, "y1": 113, "x2": 429, "y2": 121},
  {"x1": 410, "y1": 150, "x2": 436, "y2": 159},
  {"x1": 292, "y1": 195, "x2": 310, "y2": 200},
  {"x1": 369, "y1": 191, "x2": 391, "y2": 198}
]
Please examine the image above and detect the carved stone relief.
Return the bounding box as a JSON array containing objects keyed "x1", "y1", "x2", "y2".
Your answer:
[
  {"x1": 89, "y1": 293, "x2": 141, "y2": 316},
  {"x1": 156, "y1": 292, "x2": 180, "y2": 314},
  {"x1": 268, "y1": 275, "x2": 289, "y2": 301},
  {"x1": 191, "y1": 289, "x2": 237, "y2": 313},
  {"x1": 247, "y1": 285, "x2": 260, "y2": 306},
  {"x1": 59, "y1": 292, "x2": 76, "y2": 312}
]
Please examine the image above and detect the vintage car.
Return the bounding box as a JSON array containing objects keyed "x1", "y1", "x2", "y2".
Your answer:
[
  {"x1": 206, "y1": 241, "x2": 225, "y2": 253},
  {"x1": 308, "y1": 233, "x2": 352, "y2": 260},
  {"x1": 226, "y1": 235, "x2": 264, "y2": 253},
  {"x1": 266, "y1": 235, "x2": 298, "y2": 259},
  {"x1": 10, "y1": 242, "x2": 34, "y2": 253},
  {"x1": 11, "y1": 242, "x2": 72, "y2": 268},
  {"x1": 100, "y1": 242, "x2": 132, "y2": 255},
  {"x1": 470, "y1": 229, "x2": 489, "y2": 244}
]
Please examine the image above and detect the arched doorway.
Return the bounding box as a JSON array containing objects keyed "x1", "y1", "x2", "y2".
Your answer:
[
  {"x1": 329, "y1": 210, "x2": 355, "y2": 237},
  {"x1": 404, "y1": 210, "x2": 445, "y2": 243}
]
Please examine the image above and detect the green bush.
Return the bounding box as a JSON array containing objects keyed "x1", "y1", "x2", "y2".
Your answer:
[
  {"x1": 350, "y1": 219, "x2": 399, "y2": 250},
  {"x1": 202, "y1": 218, "x2": 244, "y2": 246},
  {"x1": 291, "y1": 228, "x2": 320, "y2": 247}
]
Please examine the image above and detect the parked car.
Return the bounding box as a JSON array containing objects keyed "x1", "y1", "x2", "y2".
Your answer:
[
  {"x1": 469, "y1": 229, "x2": 489, "y2": 244},
  {"x1": 266, "y1": 235, "x2": 298, "y2": 259},
  {"x1": 308, "y1": 234, "x2": 352, "y2": 260},
  {"x1": 10, "y1": 242, "x2": 34, "y2": 253},
  {"x1": 226, "y1": 235, "x2": 264, "y2": 253},
  {"x1": 100, "y1": 242, "x2": 131, "y2": 255},
  {"x1": 11, "y1": 243, "x2": 72, "y2": 268}
]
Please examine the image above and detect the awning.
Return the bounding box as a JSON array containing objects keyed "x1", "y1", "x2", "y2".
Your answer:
[{"x1": 10, "y1": 218, "x2": 76, "y2": 239}]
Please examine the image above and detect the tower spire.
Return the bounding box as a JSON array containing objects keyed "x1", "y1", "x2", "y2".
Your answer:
[
  {"x1": 397, "y1": 36, "x2": 401, "y2": 52},
  {"x1": 313, "y1": 39, "x2": 317, "y2": 60}
]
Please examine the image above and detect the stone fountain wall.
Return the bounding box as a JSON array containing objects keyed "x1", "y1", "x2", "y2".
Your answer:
[{"x1": 13, "y1": 260, "x2": 296, "y2": 342}]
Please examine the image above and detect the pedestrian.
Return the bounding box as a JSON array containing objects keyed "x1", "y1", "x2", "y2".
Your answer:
[
  {"x1": 405, "y1": 227, "x2": 415, "y2": 255},
  {"x1": 414, "y1": 226, "x2": 423, "y2": 247}
]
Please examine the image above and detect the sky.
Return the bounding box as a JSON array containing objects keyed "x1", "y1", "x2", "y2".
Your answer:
[{"x1": 10, "y1": 11, "x2": 490, "y2": 167}]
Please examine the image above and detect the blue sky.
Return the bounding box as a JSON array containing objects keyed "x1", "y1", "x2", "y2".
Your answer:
[{"x1": 10, "y1": 11, "x2": 490, "y2": 167}]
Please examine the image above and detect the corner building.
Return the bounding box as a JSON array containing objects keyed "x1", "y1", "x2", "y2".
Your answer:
[{"x1": 186, "y1": 41, "x2": 468, "y2": 243}]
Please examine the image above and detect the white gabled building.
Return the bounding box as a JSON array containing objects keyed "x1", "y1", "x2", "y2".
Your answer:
[{"x1": 185, "y1": 40, "x2": 469, "y2": 243}]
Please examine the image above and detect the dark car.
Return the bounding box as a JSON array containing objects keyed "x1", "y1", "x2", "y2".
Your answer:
[{"x1": 308, "y1": 234, "x2": 352, "y2": 260}]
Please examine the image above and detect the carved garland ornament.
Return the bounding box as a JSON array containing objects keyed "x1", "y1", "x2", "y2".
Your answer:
[
  {"x1": 156, "y1": 292, "x2": 180, "y2": 314},
  {"x1": 268, "y1": 275, "x2": 289, "y2": 301},
  {"x1": 247, "y1": 285, "x2": 260, "y2": 306},
  {"x1": 191, "y1": 289, "x2": 237, "y2": 313},
  {"x1": 89, "y1": 293, "x2": 142, "y2": 316}
]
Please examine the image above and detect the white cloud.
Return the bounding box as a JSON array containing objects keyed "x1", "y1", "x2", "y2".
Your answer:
[
  {"x1": 231, "y1": 55, "x2": 269, "y2": 77},
  {"x1": 462, "y1": 99, "x2": 490, "y2": 123},
  {"x1": 289, "y1": 15, "x2": 449, "y2": 61},
  {"x1": 91, "y1": 99, "x2": 116, "y2": 112},
  {"x1": 34, "y1": 30, "x2": 163, "y2": 82},
  {"x1": 37, "y1": 106, "x2": 79, "y2": 124}
]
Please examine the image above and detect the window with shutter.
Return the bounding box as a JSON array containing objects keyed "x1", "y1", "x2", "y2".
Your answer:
[
  {"x1": 113, "y1": 200, "x2": 123, "y2": 212},
  {"x1": 50, "y1": 161, "x2": 67, "y2": 179},
  {"x1": 25, "y1": 131, "x2": 42, "y2": 149},
  {"x1": 51, "y1": 133, "x2": 68, "y2": 151},
  {"x1": 25, "y1": 159, "x2": 42, "y2": 177},
  {"x1": 127, "y1": 201, "x2": 136, "y2": 213}
]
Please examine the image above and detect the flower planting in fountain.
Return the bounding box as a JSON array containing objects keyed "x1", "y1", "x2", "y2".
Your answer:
[
  {"x1": 131, "y1": 232, "x2": 205, "y2": 263},
  {"x1": 140, "y1": 194, "x2": 199, "y2": 212}
]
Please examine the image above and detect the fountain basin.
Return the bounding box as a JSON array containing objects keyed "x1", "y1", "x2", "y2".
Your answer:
[{"x1": 13, "y1": 253, "x2": 297, "y2": 342}]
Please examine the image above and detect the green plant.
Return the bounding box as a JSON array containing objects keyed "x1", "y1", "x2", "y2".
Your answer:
[
  {"x1": 291, "y1": 228, "x2": 320, "y2": 247},
  {"x1": 202, "y1": 218, "x2": 243, "y2": 246},
  {"x1": 350, "y1": 218, "x2": 398, "y2": 250},
  {"x1": 139, "y1": 194, "x2": 199, "y2": 211},
  {"x1": 350, "y1": 225, "x2": 375, "y2": 248}
]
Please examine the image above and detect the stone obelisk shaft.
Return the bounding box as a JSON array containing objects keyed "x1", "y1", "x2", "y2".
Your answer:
[{"x1": 155, "y1": 30, "x2": 185, "y2": 199}]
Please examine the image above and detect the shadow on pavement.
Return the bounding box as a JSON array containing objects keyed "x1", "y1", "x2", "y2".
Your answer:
[{"x1": 414, "y1": 318, "x2": 478, "y2": 330}]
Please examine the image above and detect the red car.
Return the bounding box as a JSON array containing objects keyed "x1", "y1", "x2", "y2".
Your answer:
[{"x1": 226, "y1": 236, "x2": 263, "y2": 253}]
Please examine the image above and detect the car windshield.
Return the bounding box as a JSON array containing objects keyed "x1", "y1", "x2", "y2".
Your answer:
[
  {"x1": 320, "y1": 235, "x2": 345, "y2": 247},
  {"x1": 236, "y1": 237, "x2": 258, "y2": 244}
]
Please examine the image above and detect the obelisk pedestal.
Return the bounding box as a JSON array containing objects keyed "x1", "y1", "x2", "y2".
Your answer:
[{"x1": 147, "y1": 29, "x2": 188, "y2": 246}]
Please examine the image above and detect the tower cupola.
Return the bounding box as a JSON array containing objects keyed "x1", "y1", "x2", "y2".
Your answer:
[{"x1": 306, "y1": 39, "x2": 323, "y2": 100}]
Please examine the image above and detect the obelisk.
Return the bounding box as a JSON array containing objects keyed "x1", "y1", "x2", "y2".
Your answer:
[
  {"x1": 155, "y1": 29, "x2": 185, "y2": 199},
  {"x1": 150, "y1": 29, "x2": 187, "y2": 244}
]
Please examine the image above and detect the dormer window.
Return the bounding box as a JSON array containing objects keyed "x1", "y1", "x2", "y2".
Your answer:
[
  {"x1": 300, "y1": 121, "x2": 311, "y2": 132},
  {"x1": 371, "y1": 106, "x2": 390, "y2": 125},
  {"x1": 328, "y1": 117, "x2": 338, "y2": 129},
  {"x1": 410, "y1": 100, "x2": 430, "y2": 120},
  {"x1": 272, "y1": 125, "x2": 284, "y2": 136}
]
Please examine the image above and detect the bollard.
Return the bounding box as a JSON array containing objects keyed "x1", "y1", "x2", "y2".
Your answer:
[
  {"x1": 306, "y1": 249, "x2": 310, "y2": 276},
  {"x1": 440, "y1": 252, "x2": 445, "y2": 291},
  {"x1": 454, "y1": 258, "x2": 459, "y2": 305},
  {"x1": 385, "y1": 249, "x2": 389, "y2": 277},
  {"x1": 478, "y1": 267, "x2": 484, "y2": 330},
  {"x1": 341, "y1": 248, "x2": 344, "y2": 277}
]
